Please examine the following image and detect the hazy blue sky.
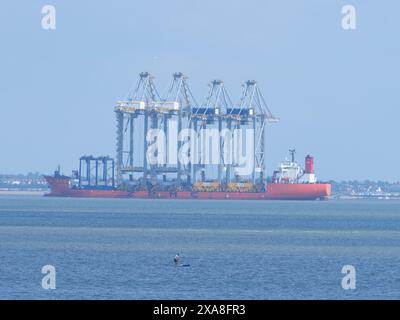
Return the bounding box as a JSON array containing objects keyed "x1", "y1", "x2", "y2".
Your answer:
[{"x1": 0, "y1": 0, "x2": 399, "y2": 181}]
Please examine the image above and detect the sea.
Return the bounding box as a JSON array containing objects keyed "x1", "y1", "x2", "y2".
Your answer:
[{"x1": 0, "y1": 196, "x2": 400, "y2": 300}]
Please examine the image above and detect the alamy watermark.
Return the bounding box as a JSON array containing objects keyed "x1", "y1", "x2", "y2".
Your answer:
[
  {"x1": 341, "y1": 265, "x2": 356, "y2": 290},
  {"x1": 341, "y1": 5, "x2": 356, "y2": 30},
  {"x1": 145, "y1": 126, "x2": 255, "y2": 176},
  {"x1": 41, "y1": 265, "x2": 56, "y2": 290},
  {"x1": 41, "y1": 5, "x2": 56, "y2": 30}
]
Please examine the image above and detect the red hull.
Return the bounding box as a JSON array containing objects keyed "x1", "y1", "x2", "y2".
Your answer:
[
  {"x1": 44, "y1": 176, "x2": 331, "y2": 200},
  {"x1": 263, "y1": 183, "x2": 331, "y2": 200},
  {"x1": 45, "y1": 188, "x2": 131, "y2": 198},
  {"x1": 43, "y1": 176, "x2": 130, "y2": 198},
  {"x1": 190, "y1": 183, "x2": 331, "y2": 200}
]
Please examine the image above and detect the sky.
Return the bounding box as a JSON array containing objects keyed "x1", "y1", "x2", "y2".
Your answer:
[{"x1": 0, "y1": 0, "x2": 399, "y2": 181}]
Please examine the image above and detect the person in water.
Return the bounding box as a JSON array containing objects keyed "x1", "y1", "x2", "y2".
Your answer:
[{"x1": 174, "y1": 254, "x2": 180, "y2": 265}]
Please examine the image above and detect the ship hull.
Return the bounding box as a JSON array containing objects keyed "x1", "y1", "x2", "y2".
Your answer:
[
  {"x1": 44, "y1": 189, "x2": 131, "y2": 198},
  {"x1": 44, "y1": 176, "x2": 330, "y2": 200},
  {"x1": 43, "y1": 176, "x2": 130, "y2": 198},
  {"x1": 262, "y1": 183, "x2": 331, "y2": 200}
]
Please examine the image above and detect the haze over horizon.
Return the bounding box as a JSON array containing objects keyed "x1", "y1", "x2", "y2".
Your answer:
[{"x1": 0, "y1": 0, "x2": 399, "y2": 181}]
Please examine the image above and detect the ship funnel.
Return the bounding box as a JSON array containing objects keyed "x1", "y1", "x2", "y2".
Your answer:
[{"x1": 305, "y1": 155, "x2": 314, "y2": 174}]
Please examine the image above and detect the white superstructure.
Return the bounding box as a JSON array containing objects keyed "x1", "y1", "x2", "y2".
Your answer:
[{"x1": 272, "y1": 151, "x2": 317, "y2": 184}]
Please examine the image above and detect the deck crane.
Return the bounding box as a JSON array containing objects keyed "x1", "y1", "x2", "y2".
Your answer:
[
  {"x1": 114, "y1": 73, "x2": 278, "y2": 193},
  {"x1": 114, "y1": 72, "x2": 160, "y2": 185},
  {"x1": 191, "y1": 80, "x2": 233, "y2": 184},
  {"x1": 155, "y1": 72, "x2": 198, "y2": 189},
  {"x1": 225, "y1": 80, "x2": 279, "y2": 185}
]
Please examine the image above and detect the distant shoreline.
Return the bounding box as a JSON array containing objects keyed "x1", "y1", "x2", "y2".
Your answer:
[{"x1": 0, "y1": 190, "x2": 46, "y2": 196}]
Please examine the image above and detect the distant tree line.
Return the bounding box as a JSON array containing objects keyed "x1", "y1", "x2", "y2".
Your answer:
[{"x1": 328, "y1": 180, "x2": 400, "y2": 194}]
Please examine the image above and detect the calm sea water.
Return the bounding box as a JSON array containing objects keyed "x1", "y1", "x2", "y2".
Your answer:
[{"x1": 0, "y1": 196, "x2": 400, "y2": 299}]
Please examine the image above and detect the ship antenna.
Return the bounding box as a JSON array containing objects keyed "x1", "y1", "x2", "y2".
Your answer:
[{"x1": 289, "y1": 149, "x2": 296, "y2": 162}]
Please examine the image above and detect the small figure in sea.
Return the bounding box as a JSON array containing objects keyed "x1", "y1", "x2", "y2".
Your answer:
[{"x1": 173, "y1": 253, "x2": 180, "y2": 265}]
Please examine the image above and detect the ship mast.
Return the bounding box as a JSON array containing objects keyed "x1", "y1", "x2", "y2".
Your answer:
[{"x1": 289, "y1": 148, "x2": 296, "y2": 163}]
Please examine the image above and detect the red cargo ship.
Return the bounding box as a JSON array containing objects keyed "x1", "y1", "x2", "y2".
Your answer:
[{"x1": 44, "y1": 153, "x2": 331, "y2": 200}]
